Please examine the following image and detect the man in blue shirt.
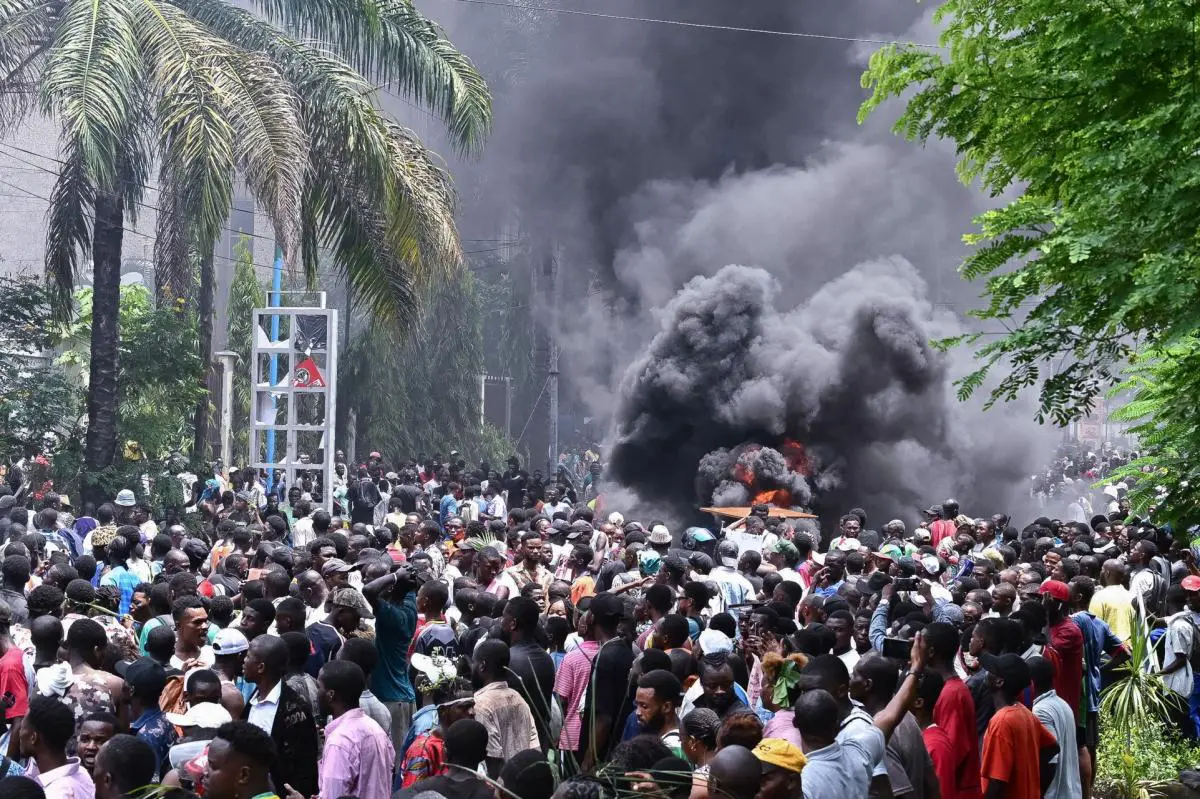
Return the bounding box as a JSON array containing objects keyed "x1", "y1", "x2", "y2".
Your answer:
[
  {"x1": 813, "y1": 551, "x2": 847, "y2": 598},
  {"x1": 121, "y1": 657, "x2": 176, "y2": 779},
  {"x1": 100, "y1": 535, "x2": 143, "y2": 615},
  {"x1": 363, "y1": 562, "x2": 420, "y2": 767},
  {"x1": 1070, "y1": 574, "x2": 1130, "y2": 799},
  {"x1": 439, "y1": 483, "x2": 460, "y2": 527}
]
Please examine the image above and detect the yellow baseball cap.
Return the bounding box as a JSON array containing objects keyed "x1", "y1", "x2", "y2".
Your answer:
[{"x1": 752, "y1": 738, "x2": 806, "y2": 774}]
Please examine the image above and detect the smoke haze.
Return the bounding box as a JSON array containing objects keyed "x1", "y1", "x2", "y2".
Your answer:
[{"x1": 414, "y1": 1, "x2": 1054, "y2": 525}]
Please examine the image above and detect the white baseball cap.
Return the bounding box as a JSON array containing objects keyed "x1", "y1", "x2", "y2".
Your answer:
[
  {"x1": 166, "y1": 702, "x2": 233, "y2": 728},
  {"x1": 212, "y1": 628, "x2": 249, "y2": 656},
  {"x1": 698, "y1": 629, "x2": 734, "y2": 655}
]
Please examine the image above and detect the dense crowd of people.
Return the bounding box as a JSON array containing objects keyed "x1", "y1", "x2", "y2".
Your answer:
[{"x1": 0, "y1": 446, "x2": 1186, "y2": 799}]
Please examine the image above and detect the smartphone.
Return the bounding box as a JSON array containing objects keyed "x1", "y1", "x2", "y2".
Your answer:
[{"x1": 882, "y1": 636, "x2": 912, "y2": 661}]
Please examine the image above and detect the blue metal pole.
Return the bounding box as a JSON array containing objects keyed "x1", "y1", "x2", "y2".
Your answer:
[{"x1": 266, "y1": 245, "x2": 283, "y2": 492}]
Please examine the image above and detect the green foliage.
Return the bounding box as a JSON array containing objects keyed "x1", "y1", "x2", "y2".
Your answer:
[
  {"x1": 56, "y1": 284, "x2": 207, "y2": 462},
  {"x1": 1102, "y1": 622, "x2": 1172, "y2": 734},
  {"x1": 1103, "y1": 338, "x2": 1200, "y2": 526},
  {"x1": 0, "y1": 276, "x2": 84, "y2": 456},
  {"x1": 1098, "y1": 622, "x2": 1179, "y2": 798},
  {"x1": 1096, "y1": 711, "x2": 1200, "y2": 799},
  {"x1": 340, "y1": 270, "x2": 514, "y2": 462},
  {"x1": 226, "y1": 238, "x2": 262, "y2": 465},
  {"x1": 859, "y1": 1, "x2": 1200, "y2": 426}
]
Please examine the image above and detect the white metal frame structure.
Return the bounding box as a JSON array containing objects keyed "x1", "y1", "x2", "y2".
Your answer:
[{"x1": 248, "y1": 293, "x2": 338, "y2": 513}]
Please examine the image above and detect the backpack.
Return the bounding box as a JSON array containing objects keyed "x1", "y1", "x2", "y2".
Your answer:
[
  {"x1": 159, "y1": 673, "x2": 187, "y2": 715},
  {"x1": 1136, "y1": 569, "x2": 1167, "y2": 620}
]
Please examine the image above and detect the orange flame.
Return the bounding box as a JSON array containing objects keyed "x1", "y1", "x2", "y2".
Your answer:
[
  {"x1": 753, "y1": 488, "x2": 792, "y2": 506},
  {"x1": 780, "y1": 438, "x2": 812, "y2": 477}
]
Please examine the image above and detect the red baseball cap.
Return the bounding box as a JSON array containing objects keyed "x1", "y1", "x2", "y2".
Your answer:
[
  {"x1": 1038, "y1": 580, "x2": 1071, "y2": 602},
  {"x1": 1183, "y1": 575, "x2": 1200, "y2": 593}
]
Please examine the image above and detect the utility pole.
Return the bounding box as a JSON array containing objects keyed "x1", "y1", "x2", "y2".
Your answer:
[
  {"x1": 547, "y1": 248, "x2": 560, "y2": 474},
  {"x1": 214, "y1": 351, "x2": 237, "y2": 465},
  {"x1": 265, "y1": 245, "x2": 283, "y2": 492},
  {"x1": 343, "y1": 280, "x2": 356, "y2": 465}
]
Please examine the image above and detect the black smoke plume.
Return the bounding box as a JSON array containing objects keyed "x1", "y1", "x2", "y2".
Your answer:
[{"x1": 608, "y1": 259, "x2": 1038, "y2": 526}]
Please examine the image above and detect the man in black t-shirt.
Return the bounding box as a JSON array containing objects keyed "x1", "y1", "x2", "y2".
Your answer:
[
  {"x1": 578, "y1": 592, "x2": 636, "y2": 772},
  {"x1": 502, "y1": 597, "x2": 556, "y2": 749},
  {"x1": 502, "y1": 457, "x2": 528, "y2": 511},
  {"x1": 392, "y1": 472, "x2": 424, "y2": 515}
]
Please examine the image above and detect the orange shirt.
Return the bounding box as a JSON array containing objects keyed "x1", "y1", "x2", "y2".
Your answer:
[
  {"x1": 981, "y1": 703, "x2": 1057, "y2": 799},
  {"x1": 570, "y1": 574, "x2": 596, "y2": 606}
]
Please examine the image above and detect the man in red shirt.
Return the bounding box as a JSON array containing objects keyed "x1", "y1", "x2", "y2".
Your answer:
[
  {"x1": 930, "y1": 499, "x2": 960, "y2": 548},
  {"x1": 979, "y1": 653, "x2": 1060, "y2": 799},
  {"x1": 1040, "y1": 580, "x2": 1085, "y2": 719},
  {"x1": 925, "y1": 622, "x2": 982, "y2": 799},
  {"x1": 912, "y1": 668, "x2": 958, "y2": 792},
  {"x1": 0, "y1": 603, "x2": 26, "y2": 729}
]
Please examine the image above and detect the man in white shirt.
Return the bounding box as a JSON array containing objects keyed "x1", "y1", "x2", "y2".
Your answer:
[
  {"x1": 484, "y1": 485, "x2": 507, "y2": 520},
  {"x1": 541, "y1": 486, "x2": 572, "y2": 518},
  {"x1": 241, "y1": 635, "x2": 319, "y2": 796},
  {"x1": 766, "y1": 539, "x2": 805, "y2": 585},
  {"x1": 1030, "y1": 656, "x2": 1082, "y2": 799},
  {"x1": 1159, "y1": 583, "x2": 1197, "y2": 738},
  {"x1": 708, "y1": 540, "x2": 755, "y2": 614},
  {"x1": 291, "y1": 501, "x2": 315, "y2": 549}
]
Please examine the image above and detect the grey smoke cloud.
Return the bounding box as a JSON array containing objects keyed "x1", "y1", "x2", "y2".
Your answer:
[{"x1": 418, "y1": 2, "x2": 1053, "y2": 523}]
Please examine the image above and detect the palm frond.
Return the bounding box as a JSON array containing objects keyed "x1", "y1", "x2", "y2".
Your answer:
[
  {"x1": 249, "y1": 0, "x2": 492, "y2": 154},
  {"x1": 44, "y1": 146, "x2": 93, "y2": 317},
  {"x1": 39, "y1": 0, "x2": 143, "y2": 192},
  {"x1": 173, "y1": 0, "x2": 463, "y2": 321},
  {"x1": 0, "y1": 0, "x2": 55, "y2": 136},
  {"x1": 39, "y1": 0, "x2": 144, "y2": 315},
  {"x1": 379, "y1": 119, "x2": 460, "y2": 286},
  {"x1": 307, "y1": 163, "x2": 419, "y2": 324},
  {"x1": 135, "y1": 0, "x2": 236, "y2": 293},
  {"x1": 210, "y1": 49, "x2": 306, "y2": 268}
]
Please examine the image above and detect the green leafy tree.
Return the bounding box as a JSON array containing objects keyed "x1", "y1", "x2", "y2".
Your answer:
[
  {"x1": 859, "y1": 1, "x2": 1200, "y2": 520},
  {"x1": 226, "y1": 238, "x2": 262, "y2": 465},
  {"x1": 1105, "y1": 339, "x2": 1200, "y2": 526},
  {"x1": 57, "y1": 284, "x2": 208, "y2": 463},
  {"x1": 0, "y1": 276, "x2": 83, "y2": 457},
  {"x1": 0, "y1": 0, "x2": 491, "y2": 502},
  {"x1": 340, "y1": 270, "x2": 513, "y2": 465},
  {"x1": 858, "y1": 5, "x2": 1200, "y2": 418}
]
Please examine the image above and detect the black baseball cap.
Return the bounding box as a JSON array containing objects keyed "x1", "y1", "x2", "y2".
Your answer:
[
  {"x1": 977, "y1": 653, "x2": 1031, "y2": 690},
  {"x1": 116, "y1": 657, "x2": 168, "y2": 697},
  {"x1": 589, "y1": 592, "x2": 625, "y2": 623}
]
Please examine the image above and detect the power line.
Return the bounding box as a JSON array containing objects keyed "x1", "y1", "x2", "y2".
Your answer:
[
  {"x1": 0, "y1": 143, "x2": 511, "y2": 277},
  {"x1": 436, "y1": 0, "x2": 944, "y2": 49},
  {"x1": 0, "y1": 164, "x2": 518, "y2": 281},
  {"x1": 0, "y1": 141, "x2": 523, "y2": 248}
]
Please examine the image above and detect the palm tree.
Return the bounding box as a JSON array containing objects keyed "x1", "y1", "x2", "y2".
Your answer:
[{"x1": 0, "y1": 0, "x2": 490, "y2": 501}]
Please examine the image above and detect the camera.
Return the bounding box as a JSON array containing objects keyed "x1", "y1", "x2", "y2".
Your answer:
[{"x1": 893, "y1": 576, "x2": 921, "y2": 592}]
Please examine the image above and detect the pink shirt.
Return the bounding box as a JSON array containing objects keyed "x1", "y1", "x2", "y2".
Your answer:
[
  {"x1": 319, "y1": 708, "x2": 395, "y2": 799},
  {"x1": 554, "y1": 639, "x2": 600, "y2": 751},
  {"x1": 763, "y1": 709, "x2": 805, "y2": 750},
  {"x1": 27, "y1": 758, "x2": 94, "y2": 799},
  {"x1": 748, "y1": 656, "x2": 763, "y2": 708}
]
